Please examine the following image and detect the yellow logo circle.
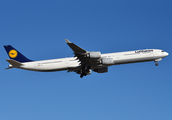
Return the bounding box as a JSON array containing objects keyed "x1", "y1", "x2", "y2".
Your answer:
[{"x1": 9, "y1": 49, "x2": 18, "y2": 58}]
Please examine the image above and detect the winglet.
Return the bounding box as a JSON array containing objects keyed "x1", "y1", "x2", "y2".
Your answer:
[
  {"x1": 65, "y1": 39, "x2": 87, "y2": 53},
  {"x1": 65, "y1": 39, "x2": 71, "y2": 43}
]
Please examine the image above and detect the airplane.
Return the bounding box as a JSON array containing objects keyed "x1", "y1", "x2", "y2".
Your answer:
[{"x1": 4, "y1": 39, "x2": 169, "y2": 78}]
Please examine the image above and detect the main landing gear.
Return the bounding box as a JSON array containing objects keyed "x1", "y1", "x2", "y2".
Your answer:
[
  {"x1": 80, "y1": 74, "x2": 84, "y2": 78},
  {"x1": 80, "y1": 66, "x2": 91, "y2": 78}
]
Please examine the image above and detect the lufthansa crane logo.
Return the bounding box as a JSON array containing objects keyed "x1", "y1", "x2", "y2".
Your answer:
[{"x1": 9, "y1": 49, "x2": 18, "y2": 58}]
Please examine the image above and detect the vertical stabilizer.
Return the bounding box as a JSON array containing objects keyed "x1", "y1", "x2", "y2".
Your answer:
[{"x1": 4, "y1": 45, "x2": 32, "y2": 62}]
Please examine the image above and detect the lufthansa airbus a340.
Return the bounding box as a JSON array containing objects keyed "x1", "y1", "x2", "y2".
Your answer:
[{"x1": 4, "y1": 39, "x2": 169, "y2": 78}]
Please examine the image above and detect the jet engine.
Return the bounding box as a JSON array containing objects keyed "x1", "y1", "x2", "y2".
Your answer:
[
  {"x1": 87, "y1": 52, "x2": 101, "y2": 58},
  {"x1": 101, "y1": 58, "x2": 114, "y2": 65}
]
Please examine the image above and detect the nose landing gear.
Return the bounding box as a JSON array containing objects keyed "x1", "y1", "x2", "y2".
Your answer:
[
  {"x1": 155, "y1": 62, "x2": 159, "y2": 66},
  {"x1": 154, "y1": 58, "x2": 162, "y2": 66},
  {"x1": 154, "y1": 60, "x2": 159, "y2": 66}
]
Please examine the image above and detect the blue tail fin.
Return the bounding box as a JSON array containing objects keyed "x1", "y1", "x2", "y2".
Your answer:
[{"x1": 4, "y1": 45, "x2": 33, "y2": 62}]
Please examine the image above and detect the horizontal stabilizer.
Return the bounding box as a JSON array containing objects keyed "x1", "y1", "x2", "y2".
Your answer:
[
  {"x1": 5, "y1": 67, "x2": 13, "y2": 70},
  {"x1": 6, "y1": 59, "x2": 22, "y2": 68}
]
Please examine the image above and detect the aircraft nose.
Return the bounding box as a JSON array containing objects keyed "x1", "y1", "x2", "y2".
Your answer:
[{"x1": 165, "y1": 52, "x2": 169, "y2": 56}]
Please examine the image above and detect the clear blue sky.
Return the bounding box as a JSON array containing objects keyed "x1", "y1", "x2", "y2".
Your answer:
[{"x1": 0, "y1": 0, "x2": 172, "y2": 120}]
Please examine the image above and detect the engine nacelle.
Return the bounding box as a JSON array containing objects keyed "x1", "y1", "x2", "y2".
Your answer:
[
  {"x1": 93, "y1": 67, "x2": 108, "y2": 73},
  {"x1": 101, "y1": 58, "x2": 114, "y2": 65},
  {"x1": 87, "y1": 52, "x2": 101, "y2": 58}
]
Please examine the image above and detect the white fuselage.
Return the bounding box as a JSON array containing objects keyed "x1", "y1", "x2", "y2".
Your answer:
[{"x1": 17, "y1": 49, "x2": 168, "y2": 72}]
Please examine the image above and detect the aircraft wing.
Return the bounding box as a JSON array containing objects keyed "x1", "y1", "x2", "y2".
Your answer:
[{"x1": 65, "y1": 39, "x2": 101, "y2": 69}]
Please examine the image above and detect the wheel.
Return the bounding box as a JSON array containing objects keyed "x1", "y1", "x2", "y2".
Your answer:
[
  {"x1": 155, "y1": 62, "x2": 159, "y2": 66},
  {"x1": 80, "y1": 74, "x2": 83, "y2": 78}
]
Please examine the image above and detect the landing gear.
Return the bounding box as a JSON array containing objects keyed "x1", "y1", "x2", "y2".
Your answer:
[
  {"x1": 80, "y1": 72, "x2": 87, "y2": 78},
  {"x1": 80, "y1": 66, "x2": 91, "y2": 78},
  {"x1": 155, "y1": 62, "x2": 159, "y2": 66},
  {"x1": 80, "y1": 74, "x2": 84, "y2": 78},
  {"x1": 154, "y1": 58, "x2": 162, "y2": 66}
]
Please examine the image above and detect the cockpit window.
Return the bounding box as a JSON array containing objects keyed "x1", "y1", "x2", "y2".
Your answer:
[{"x1": 161, "y1": 51, "x2": 164, "y2": 52}]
